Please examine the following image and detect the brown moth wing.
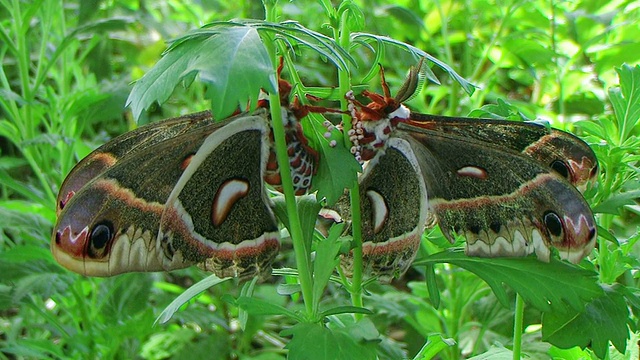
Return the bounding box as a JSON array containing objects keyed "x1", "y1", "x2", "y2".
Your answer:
[
  {"x1": 403, "y1": 115, "x2": 598, "y2": 189},
  {"x1": 159, "y1": 114, "x2": 280, "y2": 280},
  {"x1": 337, "y1": 137, "x2": 429, "y2": 282},
  {"x1": 403, "y1": 129, "x2": 596, "y2": 264},
  {"x1": 57, "y1": 111, "x2": 214, "y2": 215},
  {"x1": 52, "y1": 110, "x2": 269, "y2": 276}
]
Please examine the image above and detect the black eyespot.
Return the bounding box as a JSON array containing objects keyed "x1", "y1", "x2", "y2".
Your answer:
[
  {"x1": 588, "y1": 227, "x2": 596, "y2": 240},
  {"x1": 550, "y1": 160, "x2": 570, "y2": 180},
  {"x1": 489, "y1": 221, "x2": 502, "y2": 233},
  {"x1": 89, "y1": 221, "x2": 114, "y2": 257},
  {"x1": 543, "y1": 211, "x2": 563, "y2": 237}
]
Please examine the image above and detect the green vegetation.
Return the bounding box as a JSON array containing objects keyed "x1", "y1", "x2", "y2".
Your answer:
[{"x1": 1, "y1": 0, "x2": 639, "y2": 359}]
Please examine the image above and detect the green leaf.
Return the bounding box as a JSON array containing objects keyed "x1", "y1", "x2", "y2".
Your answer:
[
  {"x1": 350, "y1": 32, "x2": 476, "y2": 96},
  {"x1": 306, "y1": 114, "x2": 361, "y2": 205},
  {"x1": 593, "y1": 189, "x2": 640, "y2": 214},
  {"x1": 282, "y1": 321, "x2": 377, "y2": 360},
  {"x1": 609, "y1": 64, "x2": 640, "y2": 143},
  {"x1": 127, "y1": 26, "x2": 275, "y2": 122},
  {"x1": 468, "y1": 98, "x2": 532, "y2": 121},
  {"x1": 235, "y1": 296, "x2": 304, "y2": 322},
  {"x1": 425, "y1": 264, "x2": 440, "y2": 309},
  {"x1": 542, "y1": 286, "x2": 630, "y2": 358},
  {"x1": 413, "y1": 334, "x2": 456, "y2": 360},
  {"x1": 1, "y1": 339, "x2": 65, "y2": 359},
  {"x1": 100, "y1": 273, "x2": 153, "y2": 320},
  {"x1": 466, "y1": 344, "x2": 513, "y2": 360},
  {"x1": 238, "y1": 277, "x2": 258, "y2": 331},
  {"x1": 318, "y1": 305, "x2": 372, "y2": 318},
  {"x1": 155, "y1": 274, "x2": 230, "y2": 324},
  {"x1": 313, "y1": 223, "x2": 345, "y2": 307},
  {"x1": 272, "y1": 194, "x2": 322, "y2": 254},
  {"x1": 415, "y1": 249, "x2": 603, "y2": 313}
]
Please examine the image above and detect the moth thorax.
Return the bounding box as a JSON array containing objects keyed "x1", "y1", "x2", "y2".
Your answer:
[{"x1": 350, "y1": 115, "x2": 395, "y2": 162}]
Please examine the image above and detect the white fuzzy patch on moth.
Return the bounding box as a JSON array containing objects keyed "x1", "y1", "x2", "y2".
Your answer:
[
  {"x1": 388, "y1": 104, "x2": 410, "y2": 120},
  {"x1": 366, "y1": 190, "x2": 388, "y2": 234},
  {"x1": 212, "y1": 179, "x2": 249, "y2": 227}
]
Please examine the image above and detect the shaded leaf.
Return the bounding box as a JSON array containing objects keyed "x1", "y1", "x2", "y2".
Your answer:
[
  {"x1": 542, "y1": 286, "x2": 629, "y2": 358},
  {"x1": 415, "y1": 249, "x2": 603, "y2": 313}
]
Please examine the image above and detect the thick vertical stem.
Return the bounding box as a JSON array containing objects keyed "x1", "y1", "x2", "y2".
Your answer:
[
  {"x1": 335, "y1": 9, "x2": 364, "y2": 315},
  {"x1": 262, "y1": 0, "x2": 315, "y2": 318}
]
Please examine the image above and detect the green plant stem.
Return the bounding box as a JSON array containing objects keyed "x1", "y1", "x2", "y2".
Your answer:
[
  {"x1": 512, "y1": 293, "x2": 524, "y2": 360},
  {"x1": 262, "y1": 0, "x2": 315, "y2": 318},
  {"x1": 333, "y1": 6, "x2": 364, "y2": 316}
]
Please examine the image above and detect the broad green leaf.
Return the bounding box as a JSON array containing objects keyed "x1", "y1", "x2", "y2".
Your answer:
[
  {"x1": 415, "y1": 249, "x2": 603, "y2": 313},
  {"x1": 542, "y1": 286, "x2": 629, "y2": 358},
  {"x1": 282, "y1": 320, "x2": 377, "y2": 360},
  {"x1": 127, "y1": 26, "x2": 275, "y2": 122},
  {"x1": 155, "y1": 274, "x2": 229, "y2": 324}
]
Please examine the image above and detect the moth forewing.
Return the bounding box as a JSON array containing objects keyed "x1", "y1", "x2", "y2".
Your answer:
[
  {"x1": 56, "y1": 111, "x2": 214, "y2": 215},
  {"x1": 405, "y1": 131, "x2": 596, "y2": 263},
  {"x1": 401, "y1": 116, "x2": 598, "y2": 189},
  {"x1": 159, "y1": 110, "x2": 281, "y2": 280}
]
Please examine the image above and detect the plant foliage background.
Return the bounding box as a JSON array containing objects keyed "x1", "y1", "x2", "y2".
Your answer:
[{"x1": 1, "y1": 0, "x2": 639, "y2": 359}]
